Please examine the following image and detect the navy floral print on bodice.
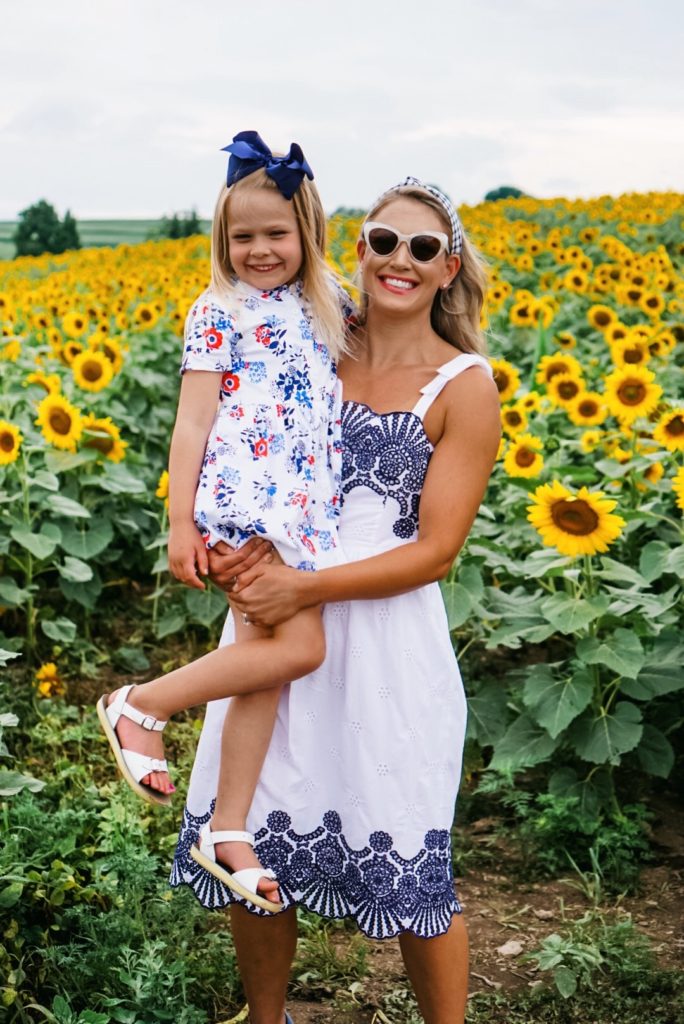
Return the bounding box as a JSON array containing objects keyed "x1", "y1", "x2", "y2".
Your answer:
[{"x1": 340, "y1": 401, "x2": 434, "y2": 539}]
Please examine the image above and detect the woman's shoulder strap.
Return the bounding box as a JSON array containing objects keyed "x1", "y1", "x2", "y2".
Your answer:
[{"x1": 411, "y1": 352, "x2": 493, "y2": 419}]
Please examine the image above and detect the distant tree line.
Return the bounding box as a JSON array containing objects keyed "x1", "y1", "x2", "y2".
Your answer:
[
  {"x1": 13, "y1": 200, "x2": 81, "y2": 258},
  {"x1": 155, "y1": 210, "x2": 203, "y2": 239}
]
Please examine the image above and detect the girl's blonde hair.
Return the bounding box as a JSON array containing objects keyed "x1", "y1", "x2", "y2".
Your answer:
[
  {"x1": 361, "y1": 185, "x2": 488, "y2": 355},
  {"x1": 210, "y1": 169, "x2": 347, "y2": 360}
]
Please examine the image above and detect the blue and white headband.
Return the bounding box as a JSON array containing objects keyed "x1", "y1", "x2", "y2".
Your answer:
[{"x1": 371, "y1": 176, "x2": 463, "y2": 256}]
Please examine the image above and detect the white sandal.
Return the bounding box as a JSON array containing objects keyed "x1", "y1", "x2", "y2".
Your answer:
[
  {"x1": 190, "y1": 824, "x2": 283, "y2": 913},
  {"x1": 96, "y1": 684, "x2": 172, "y2": 807}
]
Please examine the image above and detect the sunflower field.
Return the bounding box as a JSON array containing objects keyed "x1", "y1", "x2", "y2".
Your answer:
[{"x1": 1, "y1": 191, "x2": 683, "y2": 1020}]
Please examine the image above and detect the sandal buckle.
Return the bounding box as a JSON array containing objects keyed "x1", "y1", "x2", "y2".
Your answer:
[{"x1": 141, "y1": 714, "x2": 158, "y2": 731}]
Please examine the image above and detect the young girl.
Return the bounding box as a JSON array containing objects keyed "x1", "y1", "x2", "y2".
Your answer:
[{"x1": 97, "y1": 131, "x2": 353, "y2": 913}]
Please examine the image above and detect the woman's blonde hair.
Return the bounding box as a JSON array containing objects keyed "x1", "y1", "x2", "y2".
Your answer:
[
  {"x1": 361, "y1": 185, "x2": 488, "y2": 355},
  {"x1": 210, "y1": 169, "x2": 347, "y2": 360}
]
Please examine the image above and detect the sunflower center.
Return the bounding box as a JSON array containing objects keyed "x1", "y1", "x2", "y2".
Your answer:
[
  {"x1": 551, "y1": 498, "x2": 599, "y2": 536},
  {"x1": 558, "y1": 381, "x2": 580, "y2": 400},
  {"x1": 495, "y1": 372, "x2": 510, "y2": 394},
  {"x1": 86, "y1": 434, "x2": 114, "y2": 454},
  {"x1": 505, "y1": 411, "x2": 523, "y2": 427},
  {"x1": 83, "y1": 360, "x2": 103, "y2": 382},
  {"x1": 623, "y1": 347, "x2": 644, "y2": 364},
  {"x1": 0, "y1": 431, "x2": 15, "y2": 452},
  {"x1": 49, "y1": 409, "x2": 72, "y2": 435},
  {"x1": 139, "y1": 308, "x2": 152, "y2": 321},
  {"x1": 546, "y1": 362, "x2": 568, "y2": 381},
  {"x1": 666, "y1": 415, "x2": 684, "y2": 437},
  {"x1": 515, "y1": 448, "x2": 536, "y2": 468},
  {"x1": 617, "y1": 381, "x2": 646, "y2": 406},
  {"x1": 595, "y1": 311, "x2": 611, "y2": 326},
  {"x1": 579, "y1": 400, "x2": 599, "y2": 417}
]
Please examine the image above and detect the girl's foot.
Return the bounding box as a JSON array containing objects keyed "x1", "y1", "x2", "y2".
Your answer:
[
  {"x1": 106, "y1": 686, "x2": 174, "y2": 795},
  {"x1": 213, "y1": 834, "x2": 281, "y2": 904}
]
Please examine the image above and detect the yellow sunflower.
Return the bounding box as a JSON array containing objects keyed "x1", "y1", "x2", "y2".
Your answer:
[
  {"x1": 653, "y1": 408, "x2": 684, "y2": 452},
  {"x1": 604, "y1": 365, "x2": 663, "y2": 424},
  {"x1": 97, "y1": 336, "x2": 124, "y2": 374},
  {"x1": 156, "y1": 469, "x2": 170, "y2": 509},
  {"x1": 672, "y1": 467, "x2": 684, "y2": 512},
  {"x1": 490, "y1": 358, "x2": 521, "y2": 403},
  {"x1": 509, "y1": 299, "x2": 536, "y2": 328},
  {"x1": 82, "y1": 414, "x2": 127, "y2": 462},
  {"x1": 610, "y1": 336, "x2": 651, "y2": 369},
  {"x1": 34, "y1": 662, "x2": 66, "y2": 698},
  {"x1": 503, "y1": 433, "x2": 544, "y2": 478},
  {"x1": 61, "y1": 340, "x2": 84, "y2": 366},
  {"x1": 605, "y1": 322, "x2": 629, "y2": 346},
  {"x1": 587, "y1": 304, "x2": 617, "y2": 330},
  {"x1": 547, "y1": 372, "x2": 584, "y2": 408},
  {"x1": 133, "y1": 303, "x2": 159, "y2": 329},
  {"x1": 642, "y1": 462, "x2": 664, "y2": 488},
  {"x1": 62, "y1": 311, "x2": 89, "y2": 339},
  {"x1": 0, "y1": 420, "x2": 23, "y2": 465},
  {"x1": 554, "y1": 331, "x2": 576, "y2": 350},
  {"x1": 0, "y1": 338, "x2": 21, "y2": 361},
  {"x1": 567, "y1": 391, "x2": 608, "y2": 426},
  {"x1": 535, "y1": 353, "x2": 583, "y2": 388},
  {"x1": 71, "y1": 350, "x2": 114, "y2": 392},
  {"x1": 580, "y1": 429, "x2": 604, "y2": 453},
  {"x1": 519, "y1": 390, "x2": 543, "y2": 413},
  {"x1": 639, "y1": 291, "x2": 665, "y2": 318},
  {"x1": 527, "y1": 481, "x2": 625, "y2": 557},
  {"x1": 25, "y1": 371, "x2": 61, "y2": 395},
  {"x1": 501, "y1": 404, "x2": 528, "y2": 436},
  {"x1": 563, "y1": 268, "x2": 589, "y2": 293},
  {"x1": 35, "y1": 393, "x2": 83, "y2": 451}
]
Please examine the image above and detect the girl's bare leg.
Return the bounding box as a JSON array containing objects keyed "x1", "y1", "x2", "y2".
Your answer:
[
  {"x1": 230, "y1": 904, "x2": 298, "y2": 1024},
  {"x1": 398, "y1": 913, "x2": 469, "y2": 1024},
  {"x1": 107, "y1": 606, "x2": 325, "y2": 795}
]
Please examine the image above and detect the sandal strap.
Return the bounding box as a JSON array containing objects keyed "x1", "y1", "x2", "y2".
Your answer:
[
  {"x1": 232, "y1": 867, "x2": 277, "y2": 893},
  {"x1": 201, "y1": 824, "x2": 254, "y2": 849},
  {"x1": 121, "y1": 748, "x2": 169, "y2": 783},
  {"x1": 108, "y1": 684, "x2": 167, "y2": 732}
]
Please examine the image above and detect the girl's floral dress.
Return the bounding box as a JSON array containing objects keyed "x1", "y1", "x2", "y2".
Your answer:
[{"x1": 182, "y1": 278, "x2": 352, "y2": 570}]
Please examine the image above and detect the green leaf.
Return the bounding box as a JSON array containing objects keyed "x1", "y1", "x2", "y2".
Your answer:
[
  {"x1": 576, "y1": 628, "x2": 645, "y2": 679},
  {"x1": 31, "y1": 469, "x2": 60, "y2": 491},
  {"x1": 569, "y1": 701, "x2": 643, "y2": 765},
  {"x1": 440, "y1": 581, "x2": 472, "y2": 630},
  {"x1": 44, "y1": 449, "x2": 98, "y2": 473},
  {"x1": 596, "y1": 556, "x2": 648, "y2": 588},
  {"x1": 59, "y1": 556, "x2": 94, "y2": 583},
  {"x1": 0, "y1": 770, "x2": 45, "y2": 797},
  {"x1": 96, "y1": 463, "x2": 147, "y2": 495},
  {"x1": 60, "y1": 520, "x2": 114, "y2": 559},
  {"x1": 156, "y1": 609, "x2": 187, "y2": 639},
  {"x1": 639, "y1": 541, "x2": 671, "y2": 583},
  {"x1": 540, "y1": 593, "x2": 608, "y2": 634},
  {"x1": 151, "y1": 550, "x2": 169, "y2": 574},
  {"x1": 10, "y1": 526, "x2": 58, "y2": 560},
  {"x1": 59, "y1": 571, "x2": 103, "y2": 611},
  {"x1": 458, "y1": 562, "x2": 484, "y2": 601},
  {"x1": 523, "y1": 664, "x2": 593, "y2": 738},
  {"x1": 553, "y1": 965, "x2": 577, "y2": 999},
  {"x1": 114, "y1": 646, "x2": 150, "y2": 672},
  {"x1": 523, "y1": 550, "x2": 573, "y2": 578},
  {"x1": 49, "y1": 493, "x2": 91, "y2": 519},
  {"x1": 0, "y1": 576, "x2": 32, "y2": 607},
  {"x1": 466, "y1": 683, "x2": 509, "y2": 746},
  {"x1": 41, "y1": 617, "x2": 77, "y2": 643},
  {"x1": 489, "y1": 713, "x2": 560, "y2": 772},
  {"x1": 0, "y1": 881, "x2": 24, "y2": 907},
  {"x1": 636, "y1": 724, "x2": 674, "y2": 779},
  {"x1": 184, "y1": 585, "x2": 228, "y2": 625},
  {"x1": 667, "y1": 545, "x2": 684, "y2": 577}
]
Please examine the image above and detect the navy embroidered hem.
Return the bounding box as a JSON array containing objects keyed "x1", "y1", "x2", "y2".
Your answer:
[{"x1": 170, "y1": 805, "x2": 461, "y2": 940}]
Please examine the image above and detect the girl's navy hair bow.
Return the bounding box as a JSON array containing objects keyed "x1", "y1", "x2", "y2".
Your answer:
[{"x1": 221, "y1": 130, "x2": 314, "y2": 200}]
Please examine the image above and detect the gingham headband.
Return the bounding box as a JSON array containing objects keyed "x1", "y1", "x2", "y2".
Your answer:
[{"x1": 371, "y1": 176, "x2": 463, "y2": 256}]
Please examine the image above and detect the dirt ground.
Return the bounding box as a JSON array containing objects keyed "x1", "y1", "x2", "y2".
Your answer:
[{"x1": 281, "y1": 793, "x2": 684, "y2": 1023}]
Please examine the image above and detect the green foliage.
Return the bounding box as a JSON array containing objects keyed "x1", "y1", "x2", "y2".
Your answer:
[
  {"x1": 13, "y1": 200, "x2": 81, "y2": 257},
  {"x1": 484, "y1": 185, "x2": 525, "y2": 201},
  {"x1": 292, "y1": 912, "x2": 368, "y2": 1000},
  {"x1": 154, "y1": 210, "x2": 204, "y2": 240}
]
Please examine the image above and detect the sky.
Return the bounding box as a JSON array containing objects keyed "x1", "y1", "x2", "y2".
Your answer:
[{"x1": 1, "y1": 0, "x2": 683, "y2": 219}]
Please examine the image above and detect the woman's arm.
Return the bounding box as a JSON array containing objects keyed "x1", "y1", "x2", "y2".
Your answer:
[
  {"x1": 167, "y1": 370, "x2": 221, "y2": 589},
  {"x1": 230, "y1": 368, "x2": 500, "y2": 623}
]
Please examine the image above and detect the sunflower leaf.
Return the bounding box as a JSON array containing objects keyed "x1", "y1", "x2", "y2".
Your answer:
[
  {"x1": 41, "y1": 617, "x2": 77, "y2": 643},
  {"x1": 49, "y1": 494, "x2": 91, "y2": 519},
  {"x1": 10, "y1": 526, "x2": 58, "y2": 561},
  {"x1": 0, "y1": 576, "x2": 32, "y2": 607},
  {"x1": 576, "y1": 629, "x2": 645, "y2": 679},
  {"x1": 523, "y1": 664, "x2": 594, "y2": 738},
  {"x1": 489, "y1": 713, "x2": 560, "y2": 772},
  {"x1": 638, "y1": 541, "x2": 671, "y2": 583},
  {"x1": 59, "y1": 520, "x2": 113, "y2": 559},
  {"x1": 466, "y1": 683, "x2": 510, "y2": 746},
  {"x1": 636, "y1": 724, "x2": 675, "y2": 779},
  {"x1": 568, "y1": 701, "x2": 643, "y2": 765},
  {"x1": 539, "y1": 593, "x2": 609, "y2": 634},
  {"x1": 440, "y1": 581, "x2": 472, "y2": 630},
  {"x1": 59, "y1": 556, "x2": 94, "y2": 583}
]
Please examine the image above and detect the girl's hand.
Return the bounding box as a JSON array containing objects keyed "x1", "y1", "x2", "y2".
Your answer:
[
  {"x1": 230, "y1": 563, "x2": 311, "y2": 627},
  {"x1": 168, "y1": 522, "x2": 209, "y2": 590},
  {"x1": 207, "y1": 538, "x2": 274, "y2": 591}
]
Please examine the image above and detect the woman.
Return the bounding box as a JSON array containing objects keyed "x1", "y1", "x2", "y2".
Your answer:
[{"x1": 170, "y1": 177, "x2": 501, "y2": 1024}]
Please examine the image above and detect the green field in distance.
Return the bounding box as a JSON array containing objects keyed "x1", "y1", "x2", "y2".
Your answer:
[{"x1": 0, "y1": 219, "x2": 211, "y2": 261}]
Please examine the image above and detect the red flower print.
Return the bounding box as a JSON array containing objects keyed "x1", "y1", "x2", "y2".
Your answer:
[
  {"x1": 221, "y1": 372, "x2": 240, "y2": 392},
  {"x1": 255, "y1": 325, "x2": 272, "y2": 346},
  {"x1": 290, "y1": 492, "x2": 307, "y2": 508},
  {"x1": 307, "y1": 454, "x2": 315, "y2": 464},
  {"x1": 204, "y1": 327, "x2": 223, "y2": 349},
  {"x1": 254, "y1": 437, "x2": 268, "y2": 457},
  {"x1": 301, "y1": 534, "x2": 316, "y2": 555}
]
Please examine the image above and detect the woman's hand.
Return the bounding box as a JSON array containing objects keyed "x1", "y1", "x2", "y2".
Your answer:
[
  {"x1": 168, "y1": 521, "x2": 210, "y2": 590},
  {"x1": 230, "y1": 562, "x2": 311, "y2": 627},
  {"x1": 207, "y1": 538, "x2": 274, "y2": 592}
]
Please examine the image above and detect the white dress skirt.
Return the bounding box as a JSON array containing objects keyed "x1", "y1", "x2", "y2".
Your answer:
[{"x1": 171, "y1": 353, "x2": 492, "y2": 939}]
